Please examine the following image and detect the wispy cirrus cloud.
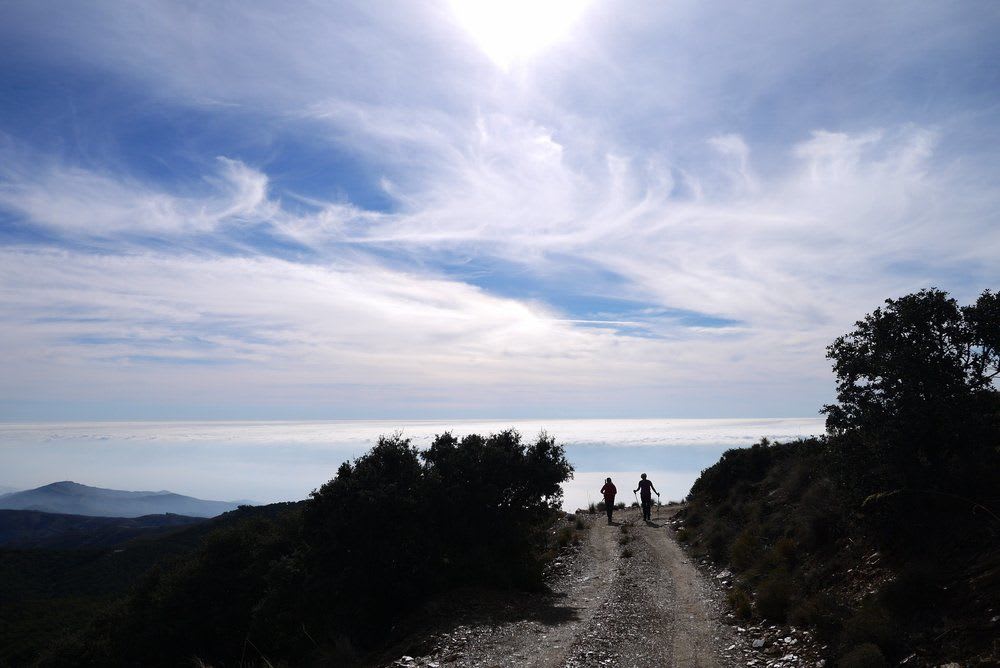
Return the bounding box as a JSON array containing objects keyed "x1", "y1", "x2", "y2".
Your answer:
[
  {"x1": 0, "y1": 1, "x2": 997, "y2": 419},
  {"x1": 0, "y1": 154, "x2": 271, "y2": 236}
]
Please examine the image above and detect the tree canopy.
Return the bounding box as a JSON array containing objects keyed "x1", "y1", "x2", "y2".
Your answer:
[{"x1": 822, "y1": 288, "x2": 999, "y2": 488}]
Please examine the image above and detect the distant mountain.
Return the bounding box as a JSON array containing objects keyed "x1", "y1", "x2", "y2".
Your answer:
[
  {"x1": 0, "y1": 509, "x2": 206, "y2": 549},
  {"x1": 0, "y1": 481, "x2": 249, "y2": 518}
]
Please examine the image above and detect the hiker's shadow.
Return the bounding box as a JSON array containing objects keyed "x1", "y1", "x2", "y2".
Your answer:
[{"x1": 644, "y1": 520, "x2": 663, "y2": 528}]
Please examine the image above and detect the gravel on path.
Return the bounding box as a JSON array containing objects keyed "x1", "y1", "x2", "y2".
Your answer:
[{"x1": 387, "y1": 506, "x2": 759, "y2": 668}]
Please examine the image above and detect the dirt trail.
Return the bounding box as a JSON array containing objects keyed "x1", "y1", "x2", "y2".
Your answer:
[{"x1": 388, "y1": 506, "x2": 749, "y2": 668}]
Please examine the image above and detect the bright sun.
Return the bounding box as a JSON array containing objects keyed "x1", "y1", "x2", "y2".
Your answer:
[{"x1": 449, "y1": 0, "x2": 593, "y2": 70}]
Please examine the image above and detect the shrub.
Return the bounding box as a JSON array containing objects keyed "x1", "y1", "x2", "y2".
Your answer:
[
  {"x1": 789, "y1": 597, "x2": 821, "y2": 627},
  {"x1": 756, "y1": 573, "x2": 793, "y2": 622},
  {"x1": 556, "y1": 527, "x2": 577, "y2": 548},
  {"x1": 415, "y1": 429, "x2": 573, "y2": 590},
  {"x1": 840, "y1": 605, "x2": 893, "y2": 656},
  {"x1": 588, "y1": 503, "x2": 597, "y2": 515},
  {"x1": 797, "y1": 479, "x2": 840, "y2": 549},
  {"x1": 690, "y1": 440, "x2": 774, "y2": 503},
  {"x1": 759, "y1": 537, "x2": 798, "y2": 571},
  {"x1": 727, "y1": 587, "x2": 753, "y2": 620},
  {"x1": 575, "y1": 517, "x2": 586, "y2": 530},
  {"x1": 684, "y1": 511, "x2": 704, "y2": 528},
  {"x1": 304, "y1": 434, "x2": 432, "y2": 640},
  {"x1": 880, "y1": 565, "x2": 942, "y2": 614},
  {"x1": 837, "y1": 643, "x2": 887, "y2": 668},
  {"x1": 706, "y1": 529, "x2": 729, "y2": 561},
  {"x1": 729, "y1": 528, "x2": 760, "y2": 571}
]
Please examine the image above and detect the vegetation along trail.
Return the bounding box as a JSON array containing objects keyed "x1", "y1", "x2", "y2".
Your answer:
[{"x1": 388, "y1": 506, "x2": 750, "y2": 668}]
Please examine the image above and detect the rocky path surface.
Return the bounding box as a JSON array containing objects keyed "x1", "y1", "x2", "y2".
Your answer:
[{"x1": 387, "y1": 506, "x2": 758, "y2": 668}]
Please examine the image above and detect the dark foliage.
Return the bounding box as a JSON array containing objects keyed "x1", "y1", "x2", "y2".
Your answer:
[
  {"x1": 681, "y1": 288, "x2": 1000, "y2": 666},
  {"x1": 419, "y1": 430, "x2": 571, "y2": 586},
  {"x1": 823, "y1": 288, "x2": 1000, "y2": 493},
  {"x1": 39, "y1": 430, "x2": 571, "y2": 666},
  {"x1": 0, "y1": 503, "x2": 297, "y2": 666},
  {"x1": 0, "y1": 509, "x2": 205, "y2": 549},
  {"x1": 36, "y1": 509, "x2": 303, "y2": 667},
  {"x1": 303, "y1": 434, "x2": 431, "y2": 646},
  {"x1": 837, "y1": 643, "x2": 887, "y2": 668}
]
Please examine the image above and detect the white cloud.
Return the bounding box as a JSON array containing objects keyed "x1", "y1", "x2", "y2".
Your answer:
[
  {"x1": 2, "y1": 114, "x2": 995, "y2": 418},
  {"x1": 0, "y1": 248, "x2": 656, "y2": 403},
  {"x1": 0, "y1": 1, "x2": 997, "y2": 418},
  {"x1": 0, "y1": 155, "x2": 272, "y2": 236}
]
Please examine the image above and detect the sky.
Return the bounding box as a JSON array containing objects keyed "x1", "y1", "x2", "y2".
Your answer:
[{"x1": 1, "y1": 1, "x2": 998, "y2": 421}]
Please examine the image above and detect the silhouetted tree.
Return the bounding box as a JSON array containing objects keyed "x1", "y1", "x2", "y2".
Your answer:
[
  {"x1": 822, "y1": 288, "x2": 999, "y2": 489},
  {"x1": 303, "y1": 433, "x2": 431, "y2": 643},
  {"x1": 302, "y1": 429, "x2": 572, "y2": 642},
  {"x1": 421, "y1": 429, "x2": 572, "y2": 587}
]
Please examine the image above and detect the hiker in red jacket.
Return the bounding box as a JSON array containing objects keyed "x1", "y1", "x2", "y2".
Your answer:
[{"x1": 599, "y1": 477, "x2": 617, "y2": 525}]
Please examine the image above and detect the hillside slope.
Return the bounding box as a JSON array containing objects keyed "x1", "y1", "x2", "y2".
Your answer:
[
  {"x1": 676, "y1": 437, "x2": 1000, "y2": 667},
  {"x1": 0, "y1": 509, "x2": 205, "y2": 549},
  {"x1": 0, "y1": 502, "x2": 301, "y2": 667}
]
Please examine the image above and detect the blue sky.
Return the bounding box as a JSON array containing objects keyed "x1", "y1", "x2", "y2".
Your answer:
[{"x1": 1, "y1": 1, "x2": 998, "y2": 420}]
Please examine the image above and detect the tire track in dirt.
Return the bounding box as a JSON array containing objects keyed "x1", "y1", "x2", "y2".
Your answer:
[
  {"x1": 388, "y1": 506, "x2": 748, "y2": 668},
  {"x1": 562, "y1": 506, "x2": 744, "y2": 667},
  {"x1": 644, "y1": 510, "x2": 741, "y2": 666}
]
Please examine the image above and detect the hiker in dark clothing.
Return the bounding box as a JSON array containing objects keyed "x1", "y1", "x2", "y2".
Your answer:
[
  {"x1": 599, "y1": 477, "x2": 617, "y2": 524},
  {"x1": 634, "y1": 473, "x2": 659, "y2": 522}
]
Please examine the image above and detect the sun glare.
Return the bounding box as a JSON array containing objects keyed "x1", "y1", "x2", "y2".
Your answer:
[{"x1": 449, "y1": 0, "x2": 593, "y2": 69}]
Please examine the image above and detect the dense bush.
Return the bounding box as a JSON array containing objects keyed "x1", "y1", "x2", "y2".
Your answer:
[
  {"x1": 726, "y1": 586, "x2": 752, "y2": 620},
  {"x1": 688, "y1": 438, "x2": 775, "y2": 503},
  {"x1": 837, "y1": 643, "x2": 887, "y2": 668},
  {"x1": 755, "y1": 572, "x2": 792, "y2": 621},
  {"x1": 416, "y1": 429, "x2": 571, "y2": 589},
  {"x1": 41, "y1": 430, "x2": 572, "y2": 666},
  {"x1": 303, "y1": 434, "x2": 433, "y2": 645},
  {"x1": 840, "y1": 604, "x2": 894, "y2": 655}
]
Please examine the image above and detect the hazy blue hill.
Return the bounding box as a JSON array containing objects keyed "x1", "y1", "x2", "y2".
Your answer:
[
  {"x1": 0, "y1": 509, "x2": 206, "y2": 549},
  {"x1": 0, "y1": 481, "x2": 246, "y2": 518}
]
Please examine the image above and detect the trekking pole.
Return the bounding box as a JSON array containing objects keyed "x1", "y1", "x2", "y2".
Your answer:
[{"x1": 633, "y1": 490, "x2": 638, "y2": 518}]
